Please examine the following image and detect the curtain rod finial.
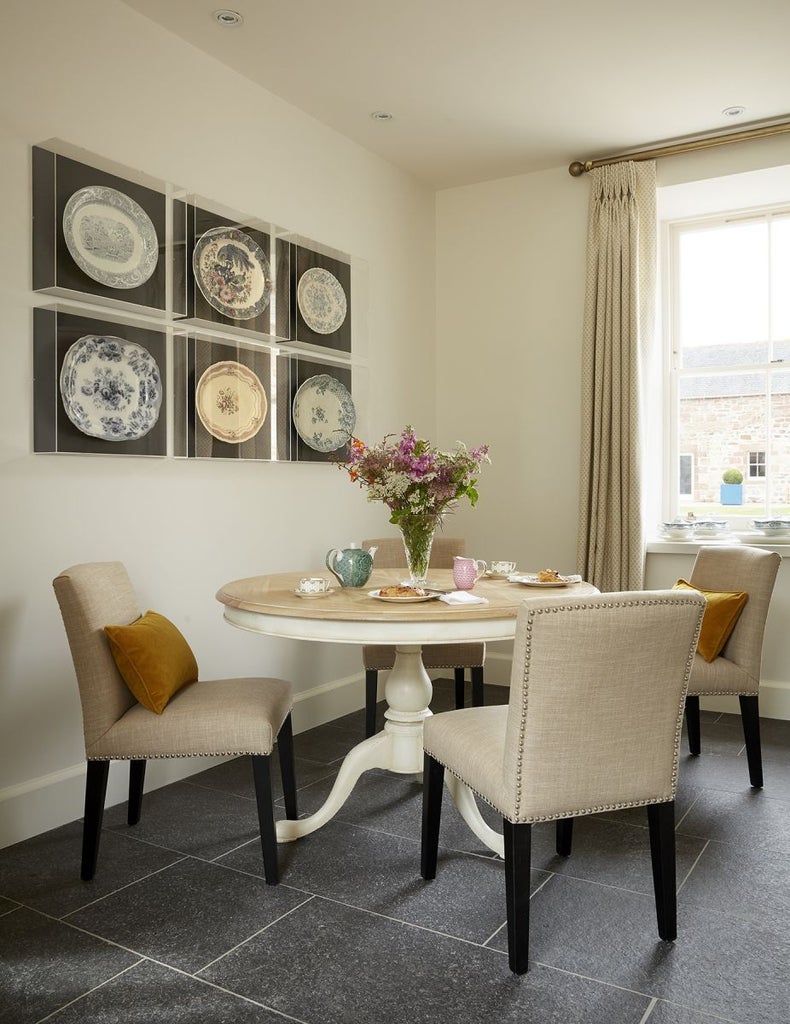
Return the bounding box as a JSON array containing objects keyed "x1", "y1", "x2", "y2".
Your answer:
[{"x1": 568, "y1": 160, "x2": 590, "y2": 177}]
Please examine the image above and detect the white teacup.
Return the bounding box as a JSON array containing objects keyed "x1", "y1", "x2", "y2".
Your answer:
[
  {"x1": 490, "y1": 560, "x2": 517, "y2": 575},
  {"x1": 298, "y1": 577, "x2": 330, "y2": 595}
]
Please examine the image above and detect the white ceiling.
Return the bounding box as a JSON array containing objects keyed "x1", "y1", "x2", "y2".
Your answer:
[{"x1": 122, "y1": 0, "x2": 790, "y2": 188}]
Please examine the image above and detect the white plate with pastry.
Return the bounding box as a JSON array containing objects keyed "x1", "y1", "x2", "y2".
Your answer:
[{"x1": 368, "y1": 587, "x2": 440, "y2": 603}]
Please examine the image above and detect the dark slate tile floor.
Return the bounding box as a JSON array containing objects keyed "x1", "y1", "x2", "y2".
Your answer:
[{"x1": 1, "y1": 680, "x2": 789, "y2": 1024}]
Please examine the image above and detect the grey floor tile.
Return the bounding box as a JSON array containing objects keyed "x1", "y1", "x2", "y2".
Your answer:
[
  {"x1": 202, "y1": 896, "x2": 652, "y2": 1024},
  {"x1": 676, "y1": 787, "x2": 790, "y2": 851},
  {"x1": 530, "y1": 815, "x2": 707, "y2": 895},
  {"x1": 65, "y1": 857, "x2": 310, "y2": 974},
  {"x1": 675, "y1": 749, "x2": 790, "y2": 801},
  {"x1": 680, "y1": 715, "x2": 747, "y2": 757},
  {"x1": 0, "y1": 820, "x2": 181, "y2": 918},
  {"x1": 43, "y1": 958, "x2": 289, "y2": 1023},
  {"x1": 292, "y1": 722, "x2": 361, "y2": 765},
  {"x1": 678, "y1": 837, "x2": 790, "y2": 922},
  {"x1": 646, "y1": 1000, "x2": 742, "y2": 1024},
  {"x1": 221, "y1": 818, "x2": 522, "y2": 944},
  {"x1": 185, "y1": 753, "x2": 336, "y2": 801},
  {"x1": 0, "y1": 896, "x2": 18, "y2": 917},
  {"x1": 102, "y1": 780, "x2": 263, "y2": 861},
  {"x1": 491, "y1": 873, "x2": 790, "y2": 1024},
  {"x1": 0, "y1": 906, "x2": 138, "y2": 1024}
]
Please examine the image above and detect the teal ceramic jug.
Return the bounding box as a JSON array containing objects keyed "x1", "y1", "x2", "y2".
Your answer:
[{"x1": 325, "y1": 543, "x2": 377, "y2": 588}]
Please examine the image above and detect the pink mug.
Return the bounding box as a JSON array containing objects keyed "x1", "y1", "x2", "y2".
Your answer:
[{"x1": 453, "y1": 556, "x2": 487, "y2": 590}]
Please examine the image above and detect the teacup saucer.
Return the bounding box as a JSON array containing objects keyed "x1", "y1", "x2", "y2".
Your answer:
[
  {"x1": 294, "y1": 588, "x2": 334, "y2": 599},
  {"x1": 485, "y1": 570, "x2": 514, "y2": 579}
]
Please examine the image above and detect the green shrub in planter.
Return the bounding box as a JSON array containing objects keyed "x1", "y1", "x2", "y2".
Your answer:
[{"x1": 722, "y1": 468, "x2": 744, "y2": 484}]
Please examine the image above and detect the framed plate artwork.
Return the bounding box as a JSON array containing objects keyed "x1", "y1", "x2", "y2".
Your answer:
[
  {"x1": 32, "y1": 147, "x2": 166, "y2": 312},
  {"x1": 175, "y1": 201, "x2": 290, "y2": 338},
  {"x1": 290, "y1": 243, "x2": 351, "y2": 353},
  {"x1": 34, "y1": 308, "x2": 167, "y2": 456},
  {"x1": 173, "y1": 335, "x2": 292, "y2": 460},
  {"x1": 290, "y1": 359, "x2": 354, "y2": 463}
]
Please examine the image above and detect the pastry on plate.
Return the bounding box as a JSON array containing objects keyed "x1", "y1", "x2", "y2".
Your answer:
[
  {"x1": 537, "y1": 569, "x2": 562, "y2": 583},
  {"x1": 378, "y1": 585, "x2": 427, "y2": 597}
]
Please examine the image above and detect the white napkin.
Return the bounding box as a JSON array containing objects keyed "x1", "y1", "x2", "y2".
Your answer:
[{"x1": 439, "y1": 591, "x2": 489, "y2": 605}]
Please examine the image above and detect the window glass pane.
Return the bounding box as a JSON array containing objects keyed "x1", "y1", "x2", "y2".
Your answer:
[
  {"x1": 678, "y1": 370, "x2": 767, "y2": 517},
  {"x1": 771, "y1": 215, "x2": 790, "y2": 344},
  {"x1": 678, "y1": 221, "x2": 769, "y2": 367}
]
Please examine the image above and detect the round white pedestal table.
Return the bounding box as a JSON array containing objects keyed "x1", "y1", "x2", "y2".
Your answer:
[{"x1": 216, "y1": 568, "x2": 598, "y2": 857}]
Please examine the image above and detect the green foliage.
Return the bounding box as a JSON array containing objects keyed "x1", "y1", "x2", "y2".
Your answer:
[{"x1": 722, "y1": 468, "x2": 744, "y2": 484}]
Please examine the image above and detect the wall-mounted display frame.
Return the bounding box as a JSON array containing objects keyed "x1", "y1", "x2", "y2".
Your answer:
[
  {"x1": 32, "y1": 146, "x2": 167, "y2": 315},
  {"x1": 290, "y1": 242, "x2": 351, "y2": 354},
  {"x1": 34, "y1": 307, "x2": 167, "y2": 456},
  {"x1": 291, "y1": 357, "x2": 355, "y2": 463},
  {"x1": 174, "y1": 198, "x2": 290, "y2": 341},
  {"x1": 173, "y1": 334, "x2": 291, "y2": 460}
]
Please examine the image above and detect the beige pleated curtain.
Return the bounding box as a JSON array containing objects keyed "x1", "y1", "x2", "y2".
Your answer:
[{"x1": 577, "y1": 161, "x2": 657, "y2": 592}]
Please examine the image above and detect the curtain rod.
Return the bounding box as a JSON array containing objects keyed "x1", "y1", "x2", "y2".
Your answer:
[{"x1": 568, "y1": 117, "x2": 790, "y2": 177}]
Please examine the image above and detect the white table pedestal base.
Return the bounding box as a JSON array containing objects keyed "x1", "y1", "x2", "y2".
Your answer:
[{"x1": 275, "y1": 643, "x2": 503, "y2": 855}]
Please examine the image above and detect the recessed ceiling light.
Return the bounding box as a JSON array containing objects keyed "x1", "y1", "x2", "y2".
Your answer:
[
  {"x1": 370, "y1": 111, "x2": 394, "y2": 121},
  {"x1": 214, "y1": 9, "x2": 243, "y2": 26},
  {"x1": 722, "y1": 105, "x2": 746, "y2": 117}
]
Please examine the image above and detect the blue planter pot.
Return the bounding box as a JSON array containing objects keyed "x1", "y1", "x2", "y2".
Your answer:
[{"x1": 720, "y1": 483, "x2": 743, "y2": 506}]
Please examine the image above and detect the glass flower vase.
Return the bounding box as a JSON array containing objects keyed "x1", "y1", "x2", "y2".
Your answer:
[{"x1": 398, "y1": 513, "x2": 439, "y2": 586}]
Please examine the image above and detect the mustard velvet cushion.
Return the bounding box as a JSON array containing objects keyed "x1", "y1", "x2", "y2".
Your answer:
[
  {"x1": 104, "y1": 610, "x2": 198, "y2": 713},
  {"x1": 673, "y1": 579, "x2": 748, "y2": 662}
]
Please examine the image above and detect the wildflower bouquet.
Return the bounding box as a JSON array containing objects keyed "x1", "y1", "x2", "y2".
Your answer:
[{"x1": 340, "y1": 426, "x2": 490, "y2": 525}]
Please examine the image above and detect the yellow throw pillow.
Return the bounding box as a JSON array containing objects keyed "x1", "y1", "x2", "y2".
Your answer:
[
  {"x1": 104, "y1": 610, "x2": 198, "y2": 714},
  {"x1": 673, "y1": 580, "x2": 748, "y2": 662}
]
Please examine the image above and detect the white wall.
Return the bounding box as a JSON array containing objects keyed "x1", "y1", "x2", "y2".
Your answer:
[{"x1": 0, "y1": 0, "x2": 436, "y2": 845}]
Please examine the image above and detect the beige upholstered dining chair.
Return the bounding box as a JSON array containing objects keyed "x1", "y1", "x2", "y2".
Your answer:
[
  {"x1": 361, "y1": 536, "x2": 485, "y2": 737},
  {"x1": 681, "y1": 545, "x2": 780, "y2": 787},
  {"x1": 53, "y1": 562, "x2": 297, "y2": 885},
  {"x1": 421, "y1": 590, "x2": 705, "y2": 974}
]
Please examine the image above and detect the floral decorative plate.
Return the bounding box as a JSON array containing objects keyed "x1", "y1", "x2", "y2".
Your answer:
[
  {"x1": 511, "y1": 574, "x2": 582, "y2": 588},
  {"x1": 195, "y1": 361, "x2": 267, "y2": 443},
  {"x1": 193, "y1": 226, "x2": 271, "y2": 320},
  {"x1": 297, "y1": 267, "x2": 347, "y2": 334},
  {"x1": 292, "y1": 374, "x2": 355, "y2": 452},
  {"x1": 59, "y1": 335, "x2": 162, "y2": 441},
  {"x1": 62, "y1": 185, "x2": 159, "y2": 289}
]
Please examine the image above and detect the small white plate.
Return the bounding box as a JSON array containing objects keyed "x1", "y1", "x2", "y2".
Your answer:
[
  {"x1": 485, "y1": 570, "x2": 514, "y2": 579},
  {"x1": 368, "y1": 589, "x2": 439, "y2": 603},
  {"x1": 294, "y1": 588, "x2": 334, "y2": 599}
]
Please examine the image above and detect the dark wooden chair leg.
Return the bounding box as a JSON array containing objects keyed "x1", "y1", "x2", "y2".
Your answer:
[
  {"x1": 365, "y1": 669, "x2": 379, "y2": 738},
  {"x1": 555, "y1": 817, "x2": 573, "y2": 856},
  {"x1": 81, "y1": 760, "x2": 110, "y2": 881},
  {"x1": 421, "y1": 754, "x2": 445, "y2": 880},
  {"x1": 471, "y1": 665, "x2": 485, "y2": 707},
  {"x1": 454, "y1": 667, "x2": 465, "y2": 709},
  {"x1": 647, "y1": 800, "x2": 676, "y2": 941},
  {"x1": 127, "y1": 759, "x2": 146, "y2": 826},
  {"x1": 252, "y1": 754, "x2": 279, "y2": 885},
  {"x1": 685, "y1": 695, "x2": 701, "y2": 755},
  {"x1": 504, "y1": 819, "x2": 532, "y2": 974},
  {"x1": 739, "y1": 695, "x2": 763, "y2": 788},
  {"x1": 277, "y1": 712, "x2": 298, "y2": 819}
]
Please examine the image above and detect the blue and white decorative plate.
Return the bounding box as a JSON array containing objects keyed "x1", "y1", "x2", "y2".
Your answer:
[
  {"x1": 62, "y1": 186, "x2": 159, "y2": 290},
  {"x1": 297, "y1": 267, "x2": 347, "y2": 334},
  {"x1": 193, "y1": 226, "x2": 271, "y2": 320},
  {"x1": 59, "y1": 335, "x2": 162, "y2": 441},
  {"x1": 292, "y1": 374, "x2": 355, "y2": 452}
]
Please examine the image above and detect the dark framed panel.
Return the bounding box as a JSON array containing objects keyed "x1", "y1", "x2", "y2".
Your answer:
[
  {"x1": 32, "y1": 148, "x2": 166, "y2": 312},
  {"x1": 290, "y1": 244, "x2": 351, "y2": 353},
  {"x1": 174, "y1": 201, "x2": 290, "y2": 339},
  {"x1": 291, "y1": 358, "x2": 354, "y2": 464},
  {"x1": 34, "y1": 308, "x2": 167, "y2": 456},
  {"x1": 173, "y1": 335, "x2": 291, "y2": 460}
]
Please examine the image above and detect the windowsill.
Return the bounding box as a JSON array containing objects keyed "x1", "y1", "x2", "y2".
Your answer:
[{"x1": 647, "y1": 538, "x2": 790, "y2": 556}]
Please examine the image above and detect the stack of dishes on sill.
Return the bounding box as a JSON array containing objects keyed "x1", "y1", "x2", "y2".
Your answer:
[
  {"x1": 658, "y1": 519, "x2": 730, "y2": 541},
  {"x1": 748, "y1": 517, "x2": 790, "y2": 541}
]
